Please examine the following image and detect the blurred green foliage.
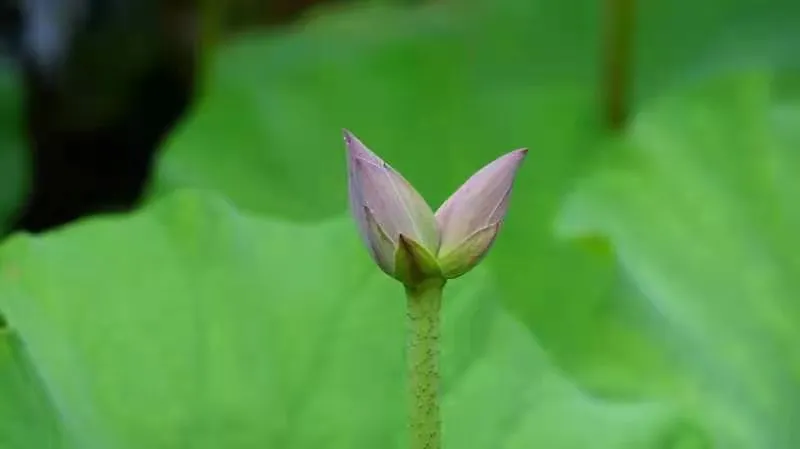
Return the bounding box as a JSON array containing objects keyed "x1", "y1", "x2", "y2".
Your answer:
[
  {"x1": 560, "y1": 72, "x2": 800, "y2": 447},
  {"x1": 1, "y1": 0, "x2": 800, "y2": 447},
  {"x1": 0, "y1": 192, "x2": 699, "y2": 448},
  {"x1": 0, "y1": 331, "x2": 67, "y2": 448}
]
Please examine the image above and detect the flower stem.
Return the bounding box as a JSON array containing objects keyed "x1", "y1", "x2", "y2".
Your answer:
[{"x1": 405, "y1": 280, "x2": 444, "y2": 449}]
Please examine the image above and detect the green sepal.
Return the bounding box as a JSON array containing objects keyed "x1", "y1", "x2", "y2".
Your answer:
[
  {"x1": 394, "y1": 234, "x2": 442, "y2": 288},
  {"x1": 437, "y1": 223, "x2": 500, "y2": 279}
]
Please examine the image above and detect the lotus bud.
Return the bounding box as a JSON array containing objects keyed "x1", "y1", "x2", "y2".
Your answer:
[
  {"x1": 344, "y1": 129, "x2": 527, "y2": 285},
  {"x1": 345, "y1": 130, "x2": 441, "y2": 286},
  {"x1": 434, "y1": 149, "x2": 527, "y2": 278}
]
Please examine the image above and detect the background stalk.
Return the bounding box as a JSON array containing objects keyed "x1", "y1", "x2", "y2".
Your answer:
[
  {"x1": 601, "y1": 0, "x2": 636, "y2": 131},
  {"x1": 405, "y1": 280, "x2": 444, "y2": 449}
]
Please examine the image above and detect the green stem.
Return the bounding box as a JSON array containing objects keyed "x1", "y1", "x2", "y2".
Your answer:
[{"x1": 405, "y1": 280, "x2": 444, "y2": 449}]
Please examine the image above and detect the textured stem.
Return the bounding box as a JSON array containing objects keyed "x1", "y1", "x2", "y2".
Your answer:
[{"x1": 405, "y1": 281, "x2": 443, "y2": 449}]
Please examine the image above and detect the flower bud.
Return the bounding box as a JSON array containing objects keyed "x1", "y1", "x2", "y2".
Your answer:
[
  {"x1": 434, "y1": 148, "x2": 527, "y2": 278},
  {"x1": 345, "y1": 130, "x2": 441, "y2": 286},
  {"x1": 344, "y1": 129, "x2": 526, "y2": 285}
]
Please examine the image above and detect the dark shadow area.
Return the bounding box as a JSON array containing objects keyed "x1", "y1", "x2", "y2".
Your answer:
[
  {"x1": 14, "y1": 48, "x2": 196, "y2": 232},
  {"x1": 8, "y1": 0, "x2": 199, "y2": 232},
  {"x1": 5, "y1": 0, "x2": 345, "y2": 234}
]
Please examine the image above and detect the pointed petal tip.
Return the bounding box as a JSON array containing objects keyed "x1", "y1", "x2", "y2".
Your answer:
[
  {"x1": 487, "y1": 148, "x2": 528, "y2": 167},
  {"x1": 342, "y1": 129, "x2": 357, "y2": 149},
  {"x1": 500, "y1": 148, "x2": 528, "y2": 169},
  {"x1": 343, "y1": 129, "x2": 368, "y2": 150},
  {"x1": 510, "y1": 148, "x2": 528, "y2": 159},
  {"x1": 344, "y1": 132, "x2": 389, "y2": 171},
  {"x1": 343, "y1": 129, "x2": 370, "y2": 160}
]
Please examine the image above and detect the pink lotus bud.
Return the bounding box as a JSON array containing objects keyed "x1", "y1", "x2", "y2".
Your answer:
[
  {"x1": 344, "y1": 129, "x2": 526, "y2": 285},
  {"x1": 345, "y1": 130, "x2": 441, "y2": 285},
  {"x1": 434, "y1": 148, "x2": 527, "y2": 278}
]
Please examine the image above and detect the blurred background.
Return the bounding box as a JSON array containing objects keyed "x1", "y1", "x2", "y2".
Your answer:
[{"x1": 1, "y1": 0, "x2": 800, "y2": 448}]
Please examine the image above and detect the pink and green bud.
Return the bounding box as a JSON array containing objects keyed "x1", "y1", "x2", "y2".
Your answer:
[
  {"x1": 344, "y1": 129, "x2": 526, "y2": 286},
  {"x1": 434, "y1": 148, "x2": 527, "y2": 278}
]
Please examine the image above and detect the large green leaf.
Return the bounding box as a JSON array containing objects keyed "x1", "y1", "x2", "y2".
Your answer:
[
  {"x1": 559, "y1": 71, "x2": 800, "y2": 448},
  {"x1": 153, "y1": 0, "x2": 800, "y2": 219},
  {"x1": 152, "y1": 0, "x2": 800, "y2": 403},
  {"x1": 155, "y1": 0, "x2": 652, "y2": 397},
  {"x1": 0, "y1": 191, "x2": 700, "y2": 448},
  {"x1": 0, "y1": 330, "x2": 70, "y2": 448},
  {"x1": 154, "y1": 3, "x2": 507, "y2": 220}
]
